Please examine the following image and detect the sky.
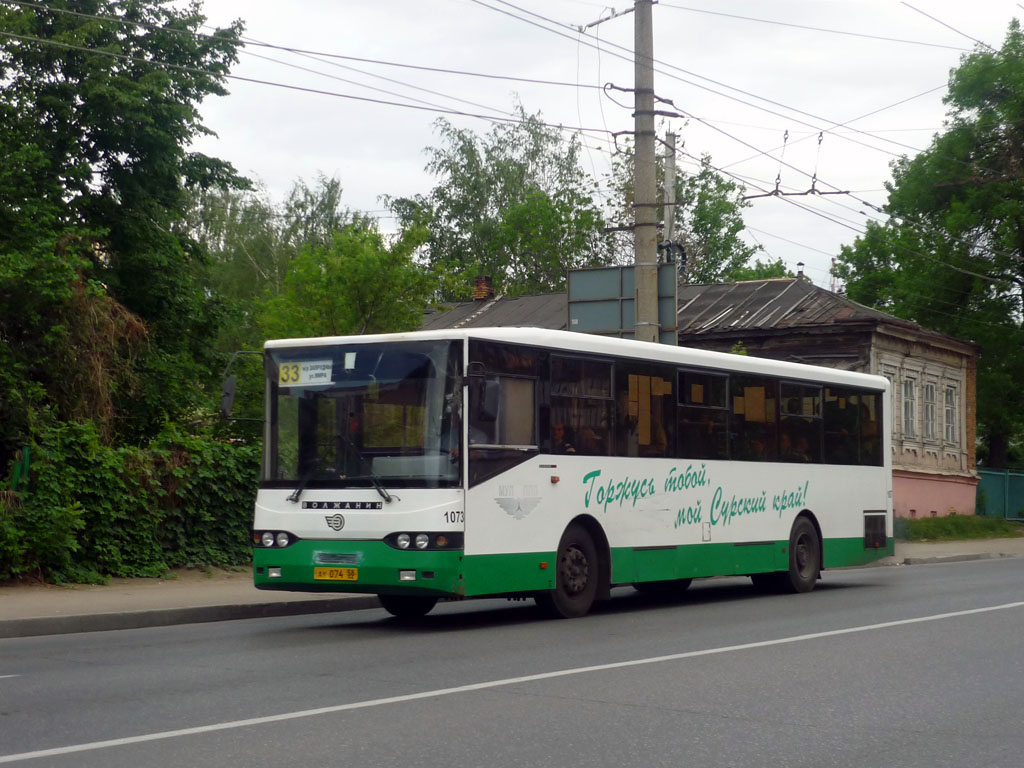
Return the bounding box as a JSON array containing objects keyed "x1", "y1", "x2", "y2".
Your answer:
[{"x1": 189, "y1": 0, "x2": 1023, "y2": 288}]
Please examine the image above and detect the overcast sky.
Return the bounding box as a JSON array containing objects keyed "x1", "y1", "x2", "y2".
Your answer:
[{"x1": 190, "y1": 0, "x2": 1021, "y2": 288}]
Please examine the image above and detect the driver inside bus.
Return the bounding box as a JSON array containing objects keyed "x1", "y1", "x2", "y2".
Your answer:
[{"x1": 551, "y1": 422, "x2": 576, "y2": 454}]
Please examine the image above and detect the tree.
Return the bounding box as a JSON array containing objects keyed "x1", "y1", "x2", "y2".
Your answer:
[
  {"x1": 258, "y1": 223, "x2": 436, "y2": 339},
  {"x1": 834, "y1": 21, "x2": 1024, "y2": 467},
  {"x1": 186, "y1": 174, "x2": 358, "y2": 352},
  {"x1": 729, "y1": 258, "x2": 793, "y2": 282},
  {"x1": 389, "y1": 107, "x2": 613, "y2": 298},
  {"x1": 607, "y1": 147, "x2": 762, "y2": 283},
  {"x1": 0, "y1": 0, "x2": 247, "y2": 452}
]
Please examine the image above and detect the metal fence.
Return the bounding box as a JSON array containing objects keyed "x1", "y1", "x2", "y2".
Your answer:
[{"x1": 977, "y1": 468, "x2": 1024, "y2": 520}]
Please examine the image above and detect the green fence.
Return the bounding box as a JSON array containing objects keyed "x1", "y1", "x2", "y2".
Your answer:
[{"x1": 977, "y1": 468, "x2": 1024, "y2": 520}]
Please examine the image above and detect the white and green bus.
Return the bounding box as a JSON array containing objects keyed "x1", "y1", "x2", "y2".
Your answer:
[{"x1": 253, "y1": 327, "x2": 892, "y2": 618}]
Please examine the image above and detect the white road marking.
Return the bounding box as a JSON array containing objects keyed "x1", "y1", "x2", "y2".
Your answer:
[
  {"x1": 0, "y1": 676, "x2": 19, "y2": 680},
  {"x1": 2, "y1": 600, "x2": 1022, "y2": 764}
]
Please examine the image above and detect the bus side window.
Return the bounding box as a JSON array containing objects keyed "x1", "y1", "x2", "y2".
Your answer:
[
  {"x1": 477, "y1": 378, "x2": 500, "y2": 422},
  {"x1": 823, "y1": 388, "x2": 882, "y2": 466},
  {"x1": 550, "y1": 357, "x2": 612, "y2": 456},
  {"x1": 823, "y1": 387, "x2": 859, "y2": 464},
  {"x1": 614, "y1": 364, "x2": 674, "y2": 458},
  {"x1": 730, "y1": 376, "x2": 778, "y2": 461},
  {"x1": 678, "y1": 370, "x2": 729, "y2": 460},
  {"x1": 859, "y1": 391, "x2": 883, "y2": 466},
  {"x1": 780, "y1": 382, "x2": 822, "y2": 463},
  {"x1": 469, "y1": 376, "x2": 536, "y2": 446}
]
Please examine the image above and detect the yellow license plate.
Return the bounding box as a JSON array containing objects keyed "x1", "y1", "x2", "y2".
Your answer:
[{"x1": 314, "y1": 567, "x2": 358, "y2": 581}]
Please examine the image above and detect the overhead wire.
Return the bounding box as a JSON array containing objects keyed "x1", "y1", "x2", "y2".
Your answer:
[
  {"x1": 473, "y1": 0, "x2": 939, "y2": 159},
  {"x1": 718, "y1": 85, "x2": 946, "y2": 171},
  {"x1": 240, "y1": 49, "x2": 512, "y2": 121},
  {"x1": 678, "y1": 149, "x2": 1018, "y2": 288},
  {"x1": 901, "y1": 2, "x2": 995, "y2": 51},
  {"x1": 658, "y1": 4, "x2": 972, "y2": 51},
  {"x1": 469, "y1": 0, "x2": 1024, "y2": 273},
  {"x1": 7, "y1": 0, "x2": 1020, "y2": 286},
  {"x1": 0, "y1": 30, "x2": 616, "y2": 137},
  {"x1": 3, "y1": 0, "x2": 617, "y2": 163},
  {"x1": 495, "y1": 0, "x2": 1016, "y2": 200},
  {"x1": 2, "y1": 0, "x2": 607, "y2": 92},
  {"x1": 475, "y1": 0, "x2": 1024, "y2": 206}
]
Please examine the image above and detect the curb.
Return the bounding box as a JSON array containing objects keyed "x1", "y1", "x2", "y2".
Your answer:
[
  {"x1": 901, "y1": 553, "x2": 1009, "y2": 566},
  {"x1": 0, "y1": 596, "x2": 381, "y2": 640}
]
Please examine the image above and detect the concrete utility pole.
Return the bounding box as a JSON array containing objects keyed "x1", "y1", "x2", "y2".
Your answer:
[{"x1": 633, "y1": 0, "x2": 659, "y2": 343}]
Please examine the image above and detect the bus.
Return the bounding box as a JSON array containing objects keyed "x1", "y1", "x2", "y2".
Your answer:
[{"x1": 253, "y1": 327, "x2": 892, "y2": 618}]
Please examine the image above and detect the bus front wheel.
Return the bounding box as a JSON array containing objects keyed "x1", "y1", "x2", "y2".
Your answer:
[
  {"x1": 378, "y1": 594, "x2": 438, "y2": 618},
  {"x1": 536, "y1": 524, "x2": 599, "y2": 619}
]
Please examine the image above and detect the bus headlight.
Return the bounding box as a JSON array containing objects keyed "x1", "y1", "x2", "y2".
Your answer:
[
  {"x1": 254, "y1": 531, "x2": 298, "y2": 548},
  {"x1": 385, "y1": 532, "x2": 464, "y2": 550}
]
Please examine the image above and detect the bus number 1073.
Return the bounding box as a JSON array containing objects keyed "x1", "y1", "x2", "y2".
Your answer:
[{"x1": 443, "y1": 510, "x2": 465, "y2": 524}]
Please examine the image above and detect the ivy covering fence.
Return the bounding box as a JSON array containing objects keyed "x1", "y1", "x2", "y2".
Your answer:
[{"x1": 0, "y1": 423, "x2": 259, "y2": 583}]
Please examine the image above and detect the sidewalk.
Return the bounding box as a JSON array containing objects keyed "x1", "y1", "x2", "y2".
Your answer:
[{"x1": 2, "y1": 538, "x2": 1023, "y2": 639}]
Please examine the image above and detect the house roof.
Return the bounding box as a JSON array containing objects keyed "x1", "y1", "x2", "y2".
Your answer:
[
  {"x1": 419, "y1": 278, "x2": 972, "y2": 352},
  {"x1": 675, "y1": 278, "x2": 912, "y2": 336},
  {"x1": 420, "y1": 292, "x2": 568, "y2": 331}
]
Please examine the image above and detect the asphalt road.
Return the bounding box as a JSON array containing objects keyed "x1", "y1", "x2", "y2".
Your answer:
[{"x1": 2, "y1": 559, "x2": 1023, "y2": 768}]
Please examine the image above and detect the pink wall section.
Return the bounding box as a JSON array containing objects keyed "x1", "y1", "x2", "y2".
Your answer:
[{"x1": 893, "y1": 470, "x2": 978, "y2": 518}]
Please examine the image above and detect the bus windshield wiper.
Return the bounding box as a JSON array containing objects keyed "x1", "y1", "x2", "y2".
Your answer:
[
  {"x1": 336, "y1": 434, "x2": 394, "y2": 503},
  {"x1": 287, "y1": 460, "x2": 319, "y2": 504},
  {"x1": 341, "y1": 474, "x2": 394, "y2": 503}
]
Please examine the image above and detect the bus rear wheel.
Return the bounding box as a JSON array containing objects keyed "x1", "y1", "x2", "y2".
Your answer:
[
  {"x1": 750, "y1": 517, "x2": 821, "y2": 594},
  {"x1": 378, "y1": 594, "x2": 438, "y2": 618},
  {"x1": 784, "y1": 517, "x2": 821, "y2": 593},
  {"x1": 535, "y1": 524, "x2": 598, "y2": 619}
]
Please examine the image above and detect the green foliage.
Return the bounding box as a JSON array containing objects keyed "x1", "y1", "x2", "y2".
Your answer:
[
  {"x1": 0, "y1": 2, "x2": 267, "y2": 584},
  {"x1": 259, "y1": 222, "x2": 436, "y2": 338},
  {"x1": 834, "y1": 21, "x2": 1024, "y2": 467},
  {"x1": 0, "y1": 421, "x2": 259, "y2": 582},
  {"x1": 0, "y1": 0, "x2": 248, "y2": 453},
  {"x1": 728, "y1": 258, "x2": 794, "y2": 281},
  {"x1": 894, "y1": 514, "x2": 1023, "y2": 542},
  {"x1": 389, "y1": 106, "x2": 613, "y2": 298},
  {"x1": 1, "y1": 0, "x2": 249, "y2": 468},
  {"x1": 185, "y1": 175, "x2": 358, "y2": 353},
  {"x1": 607, "y1": 147, "x2": 761, "y2": 282}
]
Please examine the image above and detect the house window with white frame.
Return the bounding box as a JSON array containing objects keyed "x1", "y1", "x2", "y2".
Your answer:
[
  {"x1": 944, "y1": 385, "x2": 958, "y2": 444},
  {"x1": 902, "y1": 377, "x2": 916, "y2": 438},
  {"x1": 923, "y1": 383, "x2": 936, "y2": 440}
]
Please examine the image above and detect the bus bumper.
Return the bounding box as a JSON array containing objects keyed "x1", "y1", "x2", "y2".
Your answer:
[{"x1": 253, "y1": 540, "x2": 464, "y2": 597}]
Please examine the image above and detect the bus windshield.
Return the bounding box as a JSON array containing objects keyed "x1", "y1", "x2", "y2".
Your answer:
[{"x1": 264, "y1": 340, "x2": 462, "y2": 490}]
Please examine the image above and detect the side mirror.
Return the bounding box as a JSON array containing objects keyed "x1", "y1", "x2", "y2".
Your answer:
[{"x1": 220, "y1": 374, "x2": 237, "y2": 419}]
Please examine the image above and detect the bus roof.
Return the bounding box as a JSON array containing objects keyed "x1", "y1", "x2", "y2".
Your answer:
[{"x1": 264, "y1": 327, "x2": 889, "y2": 391}]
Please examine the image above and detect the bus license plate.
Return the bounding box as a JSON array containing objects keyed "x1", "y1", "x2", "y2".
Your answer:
[{"x1": 314, "y1": 567, "x2": 358, "y2": 581}]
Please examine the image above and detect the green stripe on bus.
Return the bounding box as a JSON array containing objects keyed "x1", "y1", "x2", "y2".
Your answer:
[{"x1": 254, "y1": 535, "x2": 893, "y2": 600}]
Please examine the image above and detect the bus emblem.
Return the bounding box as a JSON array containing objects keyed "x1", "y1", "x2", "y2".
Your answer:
[
  {"x1": 494, "y1": 495, "x2": 541, "y2": 520},
  {"x1": 325, "y1": 514, "x2": 346, "y2": 531}
]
